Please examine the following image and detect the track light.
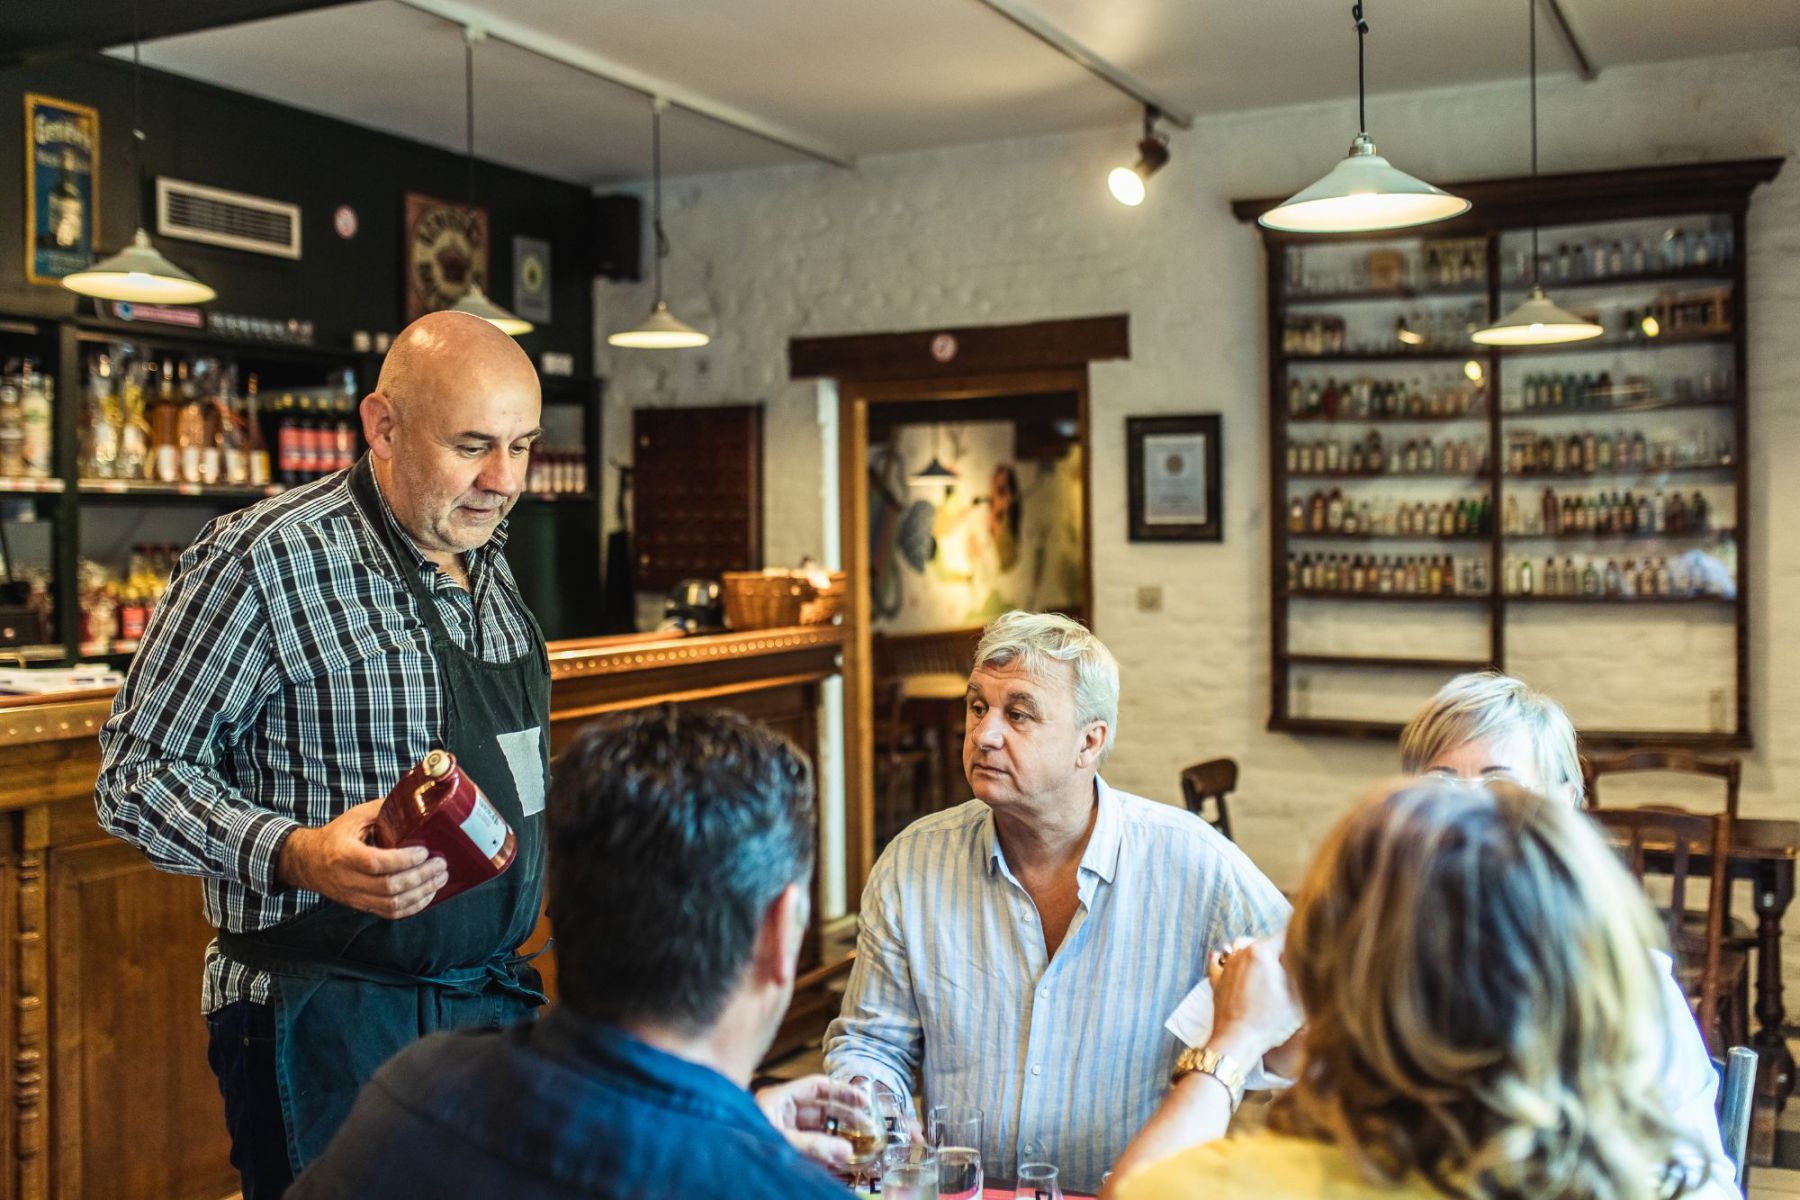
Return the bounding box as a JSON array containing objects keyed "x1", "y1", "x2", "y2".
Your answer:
[{"x1": 1108, "y1": 108, "x2": 1169, "y2": 207}]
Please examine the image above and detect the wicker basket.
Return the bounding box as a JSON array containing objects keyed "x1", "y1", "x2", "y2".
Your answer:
[{"x1": 722, "y1": 570, "x2": 847, "y2": 631}]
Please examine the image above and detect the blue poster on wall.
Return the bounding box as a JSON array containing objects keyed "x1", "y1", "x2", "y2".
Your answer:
[{"x1": 24, "y1": 92, "x2": 99, "y2": 284}]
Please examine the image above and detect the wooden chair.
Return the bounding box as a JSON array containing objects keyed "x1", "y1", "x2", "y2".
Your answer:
[
  {"x1": 1582, "y1": 748, "x2": 1741, "y2": 817},
  {"x1": 1583, "y1": 749, "x2": 1753, "y2": 951},
  {"x1": 1590, "y1": 805, "x2": 1749, "y2": 1056},
  {"x1": 1180, "y1": 758, "x2": 1239, "y2": 841},
  {"x1": 872, "y1": 676, "x2": 934, "y2": 849},
  {"x1": 1715, "y1": 1045, "x2": 1758, "y2": 1192}
]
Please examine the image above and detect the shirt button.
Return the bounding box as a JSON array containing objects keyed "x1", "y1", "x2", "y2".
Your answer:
[
  {"x1": 1039, "y1": 989, "x2": 1049, "y2": 1000},
  {"x1": 1031, "y1": 1064, "x2": 1042, "y2": 1076}
]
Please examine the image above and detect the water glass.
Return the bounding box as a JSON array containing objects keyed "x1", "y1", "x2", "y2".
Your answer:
[
  {"x1": 935, "y1": 1145, "x2": 983, "y2": 1200},
  {"x1": 1015, "y1": 1162, "x2": 1062, "y2": 1200},
  {"x1": 880, "y1": 1145, "x2": 937, "y2": 1200},
  {"x1": 927, "y1": 1105, "x2": 984, "y2": 1200}
]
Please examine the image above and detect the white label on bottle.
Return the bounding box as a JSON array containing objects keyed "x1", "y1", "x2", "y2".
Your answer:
[
  {"x1": 155, "y1": 446, "x2": 178, "y2": 482},
  {"x1": 497, "y1": 727, "x2": 545, "y2": 816},
  {"x1": 458, "y1": 791, "x2": 509, "y2": 861}
]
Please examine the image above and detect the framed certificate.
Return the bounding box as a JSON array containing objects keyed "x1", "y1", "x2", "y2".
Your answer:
[
  {"x1": 24, "y1": 93, "x2": 99, "y2": 285},
  {"x1": 1127, "y1": 414, "x2": 1222, "y2": 542}
]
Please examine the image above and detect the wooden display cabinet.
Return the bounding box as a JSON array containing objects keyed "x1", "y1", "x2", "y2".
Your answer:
[{"x1": 1236, "y1": 158, "x2": 1782, "y2": 747}]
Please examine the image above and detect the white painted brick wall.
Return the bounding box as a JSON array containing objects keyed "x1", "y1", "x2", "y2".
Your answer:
[{"x1": 595, "y1": 49, "x2": 1800, "y2": 1004}]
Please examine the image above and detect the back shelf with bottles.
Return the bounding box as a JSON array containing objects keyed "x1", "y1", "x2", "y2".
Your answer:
[{"x1": 1253, "y1": 160, "x2": 1776, "y2": 746}]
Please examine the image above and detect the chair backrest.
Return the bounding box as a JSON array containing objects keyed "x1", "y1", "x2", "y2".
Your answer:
[
  {"x1": 1716, "y1": 1045, "x2": 1758, "y2": 1189},
  {"x1": 1590, "y1": 804, "x2": 1731, "y2": 1053},
  {"x1": 1582, "y1": 748, "x2": 1741, "y2": 817},
  {"x1": 1181, "y1": 758, "x2": 1239, "y2": 841},
  {"x1": 883, "y1": 626, "x2": 982, "y2": 679}
]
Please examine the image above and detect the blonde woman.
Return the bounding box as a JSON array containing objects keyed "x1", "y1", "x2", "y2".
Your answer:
[
  {"x1": 1112, "y1": 780, "x2": 1702, "y2": 1200},
  {"x1": 1398, "y1": 672, "x2": 1732, "y2": 1194}
]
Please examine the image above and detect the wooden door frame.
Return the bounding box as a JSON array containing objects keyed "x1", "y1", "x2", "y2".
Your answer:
[{"x1": 793, "y1": 315, "x2": 1128, "y2": 906}]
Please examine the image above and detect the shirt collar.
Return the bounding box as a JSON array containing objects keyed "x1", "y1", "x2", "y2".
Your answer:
[
  {"x1": 982, "y1": 775, "x2": 1122, "y2": 885},
  {"x1": 528, "y1": 1007, "x2": 773, "y2": 1135},
  {"x1": 358, "y1": 454, "x2": 509, "y2": 573}
]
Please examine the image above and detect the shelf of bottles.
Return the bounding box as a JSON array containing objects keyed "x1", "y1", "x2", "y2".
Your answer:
[
  {"x1": 0, "y1": 336, "x2": 64, "y2": 657},
  {"x1": 1267, "y1": 199, "x2": 1749, "y2": 742},
  {"x1": 67, "y1": 341, "x2": 370, "y2": 661},
  {"x1": 78, "y1": 343, "x2": 361, "y2": 495}
]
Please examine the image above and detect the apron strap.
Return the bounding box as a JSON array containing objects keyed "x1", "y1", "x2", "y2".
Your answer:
[{"x1": 218, "y1": 928, "x2": 548, "y2": 1003}]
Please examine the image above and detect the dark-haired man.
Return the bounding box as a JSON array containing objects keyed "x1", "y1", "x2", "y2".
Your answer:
[{"x1": 288, "y1": 706, "x2": 856, "y2": 1199}]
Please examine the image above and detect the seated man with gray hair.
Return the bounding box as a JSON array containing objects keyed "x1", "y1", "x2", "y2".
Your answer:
[{"x1": 825, "y1": 611, "x2": 1288, "y2": 1193}]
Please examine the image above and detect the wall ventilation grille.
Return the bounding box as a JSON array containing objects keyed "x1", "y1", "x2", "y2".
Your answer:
[{"x1": 156, "y1": 178, "x2": 301, "y2": 259}]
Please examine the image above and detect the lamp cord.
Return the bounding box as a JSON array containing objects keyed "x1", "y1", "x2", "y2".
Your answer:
[
  {"x1": 132, "y1": 0, "x2": 145, "y2": 227},
  {"x1": 1529, "y1": 0, "x2": 1540, "y2": 282},
  {"x1": 1352, "y1": 1, "x2": 1368, "y2": 134},
  {"x1": 465, "y1": 36, "x2": 475, "y2": 207},
  {"x1": 650, "y1": 101, "x2": 667, "y2": 303}
]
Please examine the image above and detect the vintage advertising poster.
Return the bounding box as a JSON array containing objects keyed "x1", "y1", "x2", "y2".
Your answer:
[
  {"x1": 403, "y1": 191, "x2": 488, "y2": 322},
  {"x1": 24, "y1": 93, "x2": 99, "y2": 284}
]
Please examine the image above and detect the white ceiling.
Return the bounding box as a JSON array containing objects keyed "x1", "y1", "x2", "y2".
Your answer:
[{"x1": 116, "y1": 0, "x2": 1800, "y2": 187}]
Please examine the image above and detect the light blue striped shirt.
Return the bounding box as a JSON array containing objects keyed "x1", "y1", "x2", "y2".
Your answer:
[{"x1": 824, "y1": 778, "x2": 1290, "y2": 1194}]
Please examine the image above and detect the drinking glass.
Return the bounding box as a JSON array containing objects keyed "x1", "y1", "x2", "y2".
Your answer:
[
  {"x1": 880, "y1": 1145, "x2": 937, "y2": 1200},
  {"x1": 928, "y1": 1105, "x2": 984, "y2": 1200},
  {"x1": 1015, "y1": 1163, "x2": 1062, "y2": 1200},
  {"x1": 836, "y1": 1078, "x2": 885, "y2": 1191}
]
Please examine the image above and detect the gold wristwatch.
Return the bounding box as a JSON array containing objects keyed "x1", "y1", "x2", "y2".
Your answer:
[{"x1": 1170, "y1": 1045, "x2": 1248, "y2": 1111}]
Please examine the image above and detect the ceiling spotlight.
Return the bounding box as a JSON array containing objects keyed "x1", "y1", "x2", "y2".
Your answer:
[{"x1": 1108, "y1": 107, "x2": 1169, "y2": 207}]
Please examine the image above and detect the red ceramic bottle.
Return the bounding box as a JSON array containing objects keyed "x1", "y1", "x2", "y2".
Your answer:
[{"x1": 372, "y1": 749, "x2": 516, "y2": 909}]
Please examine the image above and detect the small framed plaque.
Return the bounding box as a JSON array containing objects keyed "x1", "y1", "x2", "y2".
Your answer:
[{"x1": 1127, "y1": 414, "x2": 1222, "y2": 542}]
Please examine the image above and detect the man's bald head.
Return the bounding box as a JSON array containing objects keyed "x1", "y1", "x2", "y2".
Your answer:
[
  {"x1": 362, "y1": 310, "x2": 543, "y2": 569},
  {"x1": 375, "y1": 310, "x2": 537, "y2": 423}
]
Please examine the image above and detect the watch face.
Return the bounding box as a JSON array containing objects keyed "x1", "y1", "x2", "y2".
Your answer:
[{"x1": 404, "y1": 192, "x2": 488, "y2": 321}]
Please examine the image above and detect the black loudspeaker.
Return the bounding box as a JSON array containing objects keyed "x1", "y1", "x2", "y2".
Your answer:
[{"x1": 590, "y1": 193, "x2": 643, "y2": 281}]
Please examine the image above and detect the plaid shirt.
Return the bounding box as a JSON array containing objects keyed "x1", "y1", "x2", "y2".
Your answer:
[{"x1": 95, "y1": 461, "x2": 541, "y2": 1013}]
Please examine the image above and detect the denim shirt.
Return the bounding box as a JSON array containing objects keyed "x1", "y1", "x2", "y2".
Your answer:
[{"x1": 290, "y1": 1008, "x2": 845, "y2": 1199}]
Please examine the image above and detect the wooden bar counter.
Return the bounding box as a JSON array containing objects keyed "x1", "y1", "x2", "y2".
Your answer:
[{"x1": 0, "y1": 624, "x2": 848, "y2": 1200}]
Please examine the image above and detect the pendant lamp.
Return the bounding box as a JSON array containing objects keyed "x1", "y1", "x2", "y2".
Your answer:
[
  {"x1": 447, "y1": 29, "x2": 532, "y2": 336},
  {"x1": 609, "y1": 99, "x2": 709, "y2": 349},
  {"x1": 1259, "y1": 2, "x2": 1468, "y2": 233},
  {"x1": 1472, "y1": 0, "x2": 1602, "y2": 346},
  {"x1": 64, "y1": 2, "x2": 216, "y2": 305},
  {"x1": 908, "y1": 426, "x2": 957, "y2": 489}
]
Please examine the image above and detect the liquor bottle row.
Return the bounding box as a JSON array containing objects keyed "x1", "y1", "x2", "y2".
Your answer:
[
  {"x1": 1392, "y1": 303, "x2": 1492, "y2": 352},
  {"x1": 1501, "y1": 548, "x2": 1734, "y2": 599},
  {"x1": 79, "y1": 349, "x2": 361, "y2": 488},
  {"x1": 1506, "y1": 226, "x2": 1733, "y2": 286},
  {"x1": 77, "y1": 544, "x2": 177, "y2": 653},
  {"x1": 1510, "y1": 368, "x2": 1734, "y2": 413},
  {"x1": 0, "y1": 359, "x2": 55, "y2": 479},
  {"x1": 1288, "y1": 433, "x2": 1487, "y2": 477},
  {"x1": 1286, "y1": 375, "x2": 1484, "y2": 422},
  {"x1": 1284, "y1": 238, "x2": 1485, "y2": 296},
  {"x1": 1504, "y1": 427, "x2": 1731, "y2": 476},
  {"x1": 1287, "y1": 552, "x2": 1489, "y2": 597},
  {"x1": 1288, "y1": 491, "x2": 1492, "y2": 538},
  {"x1": 524, "y1": 448, "x2": 590, "y2": 495},
  {"x1": 1510, "y1": 487, "x2": 1715, "y2": 538}
]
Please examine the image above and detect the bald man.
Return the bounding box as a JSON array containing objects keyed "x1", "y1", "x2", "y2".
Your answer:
[{"x1": 97, "y1": 312, "x2": 550, "y2": 1198}]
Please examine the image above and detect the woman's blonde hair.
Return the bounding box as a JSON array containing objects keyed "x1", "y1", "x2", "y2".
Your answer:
[
  {"x1": 1270, "y1": 779, "x2": 1697, "y2": 1199},
  {"x1": 1399, "y1": 671, "x2": 1583, "y2": 804}
]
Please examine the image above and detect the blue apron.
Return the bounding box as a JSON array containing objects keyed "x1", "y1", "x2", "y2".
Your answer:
[{"x1": 218, "y1": 458, "x2": 550, "y2": 1174}]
